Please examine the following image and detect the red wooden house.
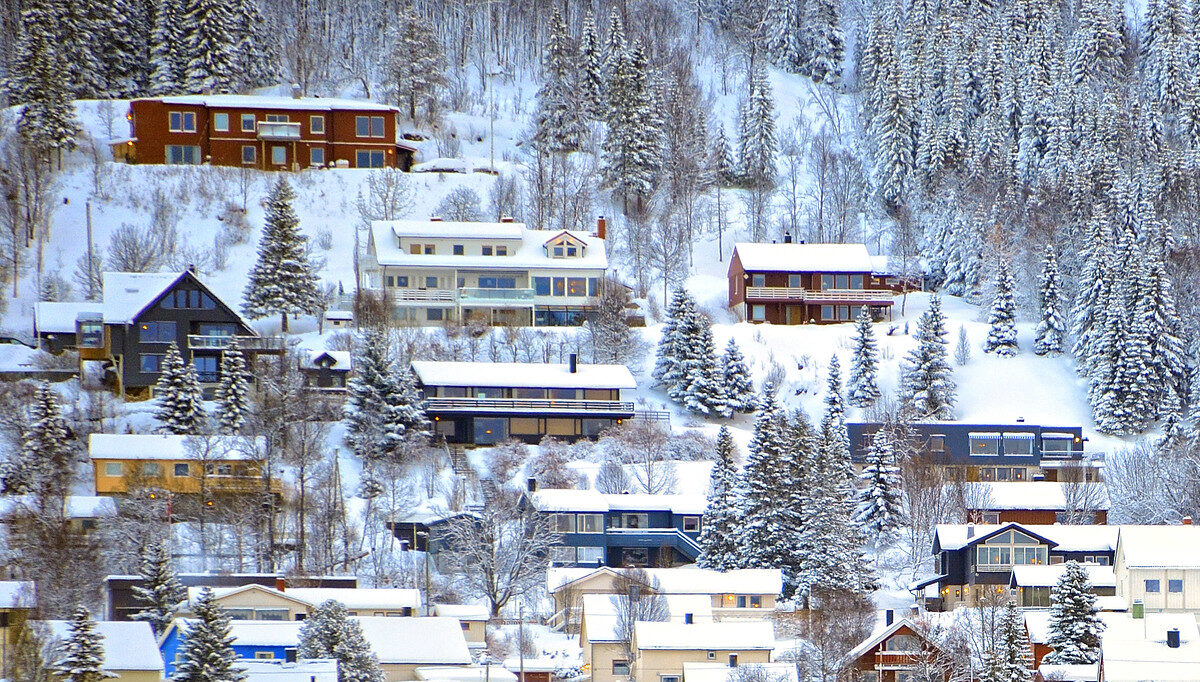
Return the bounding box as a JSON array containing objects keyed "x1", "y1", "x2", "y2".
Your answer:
[
  {"x1": 727, "y1": 239, "x2": 894, "y2": 324},
  {"x1": 841, "y1": 617, "x2": 951, "y2": 681},
  {"x1": 122, "y1": 94, "x2": 417, "y2": 171}
]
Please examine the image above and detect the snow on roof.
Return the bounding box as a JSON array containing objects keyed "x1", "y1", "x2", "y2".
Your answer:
[
  {"x1": 633, "y1": 620, "x2": 774, "y2": 650},
  {"x1": 354, "y1": 617, "x2": 472, "y2": 664},
  {"x1": 1094, "y1": 612, "x2": 1200, "y2": 680},
  {"x1": 325, "y1": 310, "x2": 353, "y2": 320},
  {"x1": 411, "y1": 361, "x2": 636, "y2": 390},
  {"x1": 933, "y1": 523, "x2": 1118, "y2": 552},
  {"x1": 285, "y1": 587, "x2": 421, "y2": 611},
  {"x1": 148, "y1": 94, "x2": 399, "y2": 112},
  {"x1": 415, "y1": 666, "x2": 517, "y2": 682},
  {"x1": 530, "y1": 490, "x2": 706, "y2": 514},
  {"x1": 967, "y1": 482, "x2": 1111, "y2": 511},
  {"x1": 682, "y1": 662, "x2": 798, "y2": 682},
  {"x1": 0, "y1": 581, "x2": 35, "y2": 609},
  {"x1": 433, "y1": 603, "x2": 490, "y2": 621},
  {"x1": 220, "y1": 619, "x2": 305, "y2": 646},
  {"x1": 1117, "y1": 525, "x2": 1200, "y2": 568},
  {"x1": 237, "y1": 658, "x2": 339, "y2": 682},
  {"x1": 42, "y1": 620, "x2": 164, "y2": 671},
  {"x1": 299, "y1": 350, "x2": 352, "y2": 371},
  {"x1": 1009, "y1": 563, "x2": 1116, "y2": 588},
  {"x1": 386, "y1": 220, "x2": 525, "y2": 240},
  {"x1": 549, "y1": 567, "x2": 783, "y2": 596},
  {"x1": 1035, "y1": 663, "x2": 1100, "y2": 681},
  {"x1": 844, "y1": 619, "x2": 929, "y2": 663},
  {"x1": 869, "y1": 255, "x2": 892, "y2": 275},
  {"x1": 581, "y1": 593, "x2": 714, "y2": 642},
  {"x1": 100, "y1": 271, "x2": 184, "y2": 323},
  {"x1": 89, "y1": 434, "x2": 266, "y2": 460},
  {"x1": 370, "y1": 222, "x2": 607, "y2": 271},
  {"x1": 33, "y1": 301, "x2": 101, "y2": 333},
  {"x1": 0, "y1": 495, "x2": 117, "y2": 519},
  {"x1": 732, "y1": 242, "x2": 874, "y2": 272}
]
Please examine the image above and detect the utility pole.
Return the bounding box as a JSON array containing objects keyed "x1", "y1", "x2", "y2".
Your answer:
[
  {"x1": 86, "y1": 200, "x2": 96, "y2": 300},
  {"x1": 519, "y1": 602, "x2": 525, "y2": 682}
]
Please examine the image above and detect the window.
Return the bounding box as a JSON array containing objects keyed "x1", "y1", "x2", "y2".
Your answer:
[
  {"x1": 427, "y1": 308, "x2": 444, "y2": 322},
  {"x1": 174, "y1": 463, "x2": 190, "y2": 477},
  {"x1": 788, "y1": 274, "x2": 802, "y2": 287},
  {"x1": 577, "y1": 513, "x2": 603, "y2": 533},
  {"x1": 567, "y1": 278, "x2": 586, "y2": 297},
  {"x1": 78, "y1": 321, "x2": 103, "y2": 348},
  {"x1": 553, "y1": 278, "x2": 566, "y2": 296},
  {"x1": 453, "y1": 244, "x2": 464, "y2": 255},
  {"x1": 166, "y1": 145, "x2": 201, "y2": 164},
  {"x1": 356, "y1": 150, "x2": 385, "y2": 167},
  {"x1": 550, "y1": 388, "x2": 577, "y2": 400},
  {"x1": 660, "y1": 676, "x2": 680, "y2": 682},
  {"x1": 534, "y1": 278, "x2": 551, "y2": 295},
  {"x1": 264, "y1": 114, "x2": 289, "y2": 124},
  {"x1": 930, "y1": 435, "x2": 946, "y2": 451},
  {"x1": 310, "y1": 115, "x2": 325, "y2": 133},
  {"x1": 850, "y1": 274, "x2": 864, "y2": 289},
  {"x1": 356, "y1": 116, "x2": 385, "y2": 137},
  {"x1": 241, "y1": 114, "x2": 256, "y2": 132},
  {"x1": 257, "y1": 609, "x2": 289, "y2": 621},
  {"x1": 271, "y1": 145, "x2": 287, "y2": 165},
  {"x1": 734, "y1": 595, "x2": 761, "y2": 608},
  {"x1": 617, "y1": 513, "x2": 648, "y2": 529},
  {"x1": 751, "y1": 305, "x2": 765, "y2": 321},
  {"x1": 241, "y1": 145, "x2": 256, "y2": 164},
  {"x1": 496, "y1": 245, "x2": 508, "y2": 256},
  {"x1": 254, "y1": 652, "x2": 274, "y2": 660},
  {"x1": 213, "y1": 113, "x2": 229, "y2": 131},
  {"x1": 104, "y1": 462, "x2": 123, "y2": 477},
  {"x1": 682, "y1": 516, "x2": 700, "y2": 532},
  {"x1": 551, "y1": 513, "x2": 576, "y2": 533},
  {"x1": 424, "y1": 245, "x2": 435, "y2": 255},
  {"x1": 577, "y1": 546, "x2": 604, "y2": 564},
  {"x1": 612, "y1": 661, "x2": 630, "y2": 676},
  {"x1": 161, "y1": 289, "x2": 216, "y2": 309},
  {"x1": 140, "y1": 354, "x2": 165, "y2": 373},
  {"x1": 969, "y1": 433, "x2": 1001, "y2": 455},
  {"x1": 395, "y1": 276, "x2": 408, "y2": 287},
  {"x1": 141, "y1": 462, "x2": 161, "y2": 477},
  {"x1": 482, "y1": 246, "x2": 493, "y2": 256},
  {"x1": 588, "y1": 278, "x2": 600, "y2": 296},
  {"x1": 836, "y1": 274, "x2": 850, "y2": 288},
  {"x1": 1145, "y1": 579, "x2": 1161, "y2": 593},
  {"x1": 139, "y1": 321, "x2": 176, "y2": 343},
  {"x1": 976, "y1": 532, "x2": 1048, "y2": 568},
  {"x1": 193, "y1": 356, "x2": 218, "y2": 382},
  {"x1": 1003, "y1": 432, "x2": 1034, "y2": 455},
  {"x1": 1169, "y1": 579, "x2": 1183, "y2": 593},
  {"x1": 310, "y1": 147, "x2": 324, "y2": 166},
  {"x1": 168, "y1": 111, "x2": 196, "y2": 132},
  {"x1": 371, "y1": 116, "x2": 384, "y2": 137},
  {"x1": 981, "y1": 512, "x2": 1000, "y2": 524},
  {"x1": 751, "y1": 274, "x2": 766, "y2": 287},
  {"x1": 425, "y1": 276, "x2": 438, "y2": 288}
]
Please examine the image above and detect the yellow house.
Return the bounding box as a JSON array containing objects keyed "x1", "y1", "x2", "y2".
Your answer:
[
  {"x1": 89, "y1": 434, "x2": 279, "y2": 497},
  {"x1": 1114, "y1": 525, "x2": 1200, "y2": 613},
  {"x1": 0, "y1": 581, "x2": 35, "y2": 680},
  {"x1": 44, "y1": 619, "x2": 164, "y2": 682},
  {"x1": 580, "y1": 593, "x2": 714, "y2": 682},
  {"x1": 434, "y1": 603, "x2": 490, "y2": 649},
  {"x1": 181, "y1": 583, "x2": 422, "y2": 620},
  {"x1": 632, "y1": 621, "x2": 775, "y2": 682}
]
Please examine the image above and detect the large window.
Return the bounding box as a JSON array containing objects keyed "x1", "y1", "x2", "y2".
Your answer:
[
  {"x1": 265, "y1": 114, "x2": 289, "y2": 123},
  {"x1": 751, "y1": 274, "x2": 766, "y2": 287},
  {"x1": 140, "y1": 354, "x2": 164, "y2": 373},
  {"x1": 139, "y1": 321, "x2": 176, "y2": 343},
  {"x1": 1003, "y1": 432, "x2": 1034, "y2": 455},
  {"x1": 1169, "y1": 579, "x2": 1183, "y2": 593},
  {"x1": 1145, "y1": 579, "x2": 1161, "y2": 593},
  {"x1": 166, "y1": 145, "x2": 200, "y2": 164},
  {"x1": 788, "y1": 274, "x2": 802, "y2": 287},
  {"x1": 567, "y1": 278, "x2": 587, "y2": 297},
  {"x1": 78, "y1": 321, "x2": 103, "y2": 347},
  {"x1": 577, "y1": 546, "x2": 604, "y2": 564},
  {"x1": 478, "y1": 276, "x2": 517, "y2": 289},
  {"x1": 976, "y1": 530, "x2": 1048, "y2": 569},
  {"x1": 168, "y1": 111, "x2": 196, "y2": 132},
  {"x1": 551, "y1": 513, "x2": 576, "y2": 533},
  {"x1": 578, "y1": 514, "x2": 604, "y2": 533},
  {"x1": 820, "y1": 305, "x2": 853, "y2": 321},
  {"x1": 193, "y1": 356, "x2": 218, "y2": 382},
  {"x1": 549, "y1": 546, "x2": 575, "y2": 565},
  {"x1": 161, "y1": 289, "x2": 215, "y2": 309},
  {"x1": 1042, "y1": 434, "x2": 1075, "y2": 455},
  {"x1": 969, "y1": 433, "x2": 1001, "y2": 455},
  {"x1": 356, "y1": 116, "x2": 385, "y2": 138},
  {"x1": 213, "y1": 113, "x2": 229, "y2": 131},
  {"x1": 750, "y1": 305, "x2": 765, "y2": 322},
  {"x1": 356, "y1": 150, "x2": 385, "y2": 167}
]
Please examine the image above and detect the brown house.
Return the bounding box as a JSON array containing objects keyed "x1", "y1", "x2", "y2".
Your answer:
[
  {"x1": 841, "y1": 617, "x2": 950, "y2": 681},
  {"x1": 727, "y1": 240, "x2": 894, "y2": 324},
  {"x1": 965, "y1": 482, "x2": 1110, "y2": 525},
  {"x1": 123, "y1": 94, "x2": 417, "y2": 170}
]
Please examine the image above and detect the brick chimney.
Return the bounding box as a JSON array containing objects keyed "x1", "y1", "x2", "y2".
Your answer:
[
  {"x1": 275, "y1": 577, "x2": 286, "y2": 592},
  {"x1": 595, "y1": 215, "x2": 607, "y2": 240},
  {"x1": 1184, "y1": 516, "x2": 1193, "y2": 526}
]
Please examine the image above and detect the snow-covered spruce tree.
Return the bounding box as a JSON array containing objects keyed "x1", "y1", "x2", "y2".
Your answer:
[
  {"x1": 180, "y1": 0, "x2": 240, "y2": 94},
  {"x1": 1143, "y1": 0, "x2": 1191, "y2": 115},
  {"x1": 601, "y1": 8, "x2": 626, "y2": 84},
  {"x1": 232, "y1": 0, "x2": 278, "y2": 92},
  {"x1": 344, "y1": 328, "x2": 393, "y2": 461},
  {"x1": 1070, "y1": 209, "x2": 1114, "y2": 370},
  {"x1": 387, "y1": 12, "x2": 446, "y2": 121},
  {"x1": 864, "y1": 7, "x2": 913, "y2": 209},
  {"x1": 709, "y1": 126, "x2": 736, "y2": 187},
  {"x1": 214, "y1": 340, "x2": 249, "y2": 435},
  {"x1": 818, "y1": 354, "x2": 854, "y2": 501},
  {"x1": 0, "y1": 381, "x2": 72, "y2": 497},
  {"x1": 737, "y1": 64, "x2": 777, "y2": 188},
  {"x1": 243, "y1": 178, "x2": 322, "y2": 333},
  {"x1": 981, "y1": 600, "x2": 1034, "y2": 682},
  {"x1": 652, "y1": 290, "x2": 694, "y2": 400},
  {"x1": 11, "y1": 0, "x2": 80, "y2": 161},
  {"x1": 1044, "y1": 561, "x2": 1104, "y2": 664},
  {"x1": 298, "y1": 600, "x2": 385, "y2": 682},
  {"x1": 984, "y1": 265, "x2": 1018, "y2": 357},
  {"x1": 150, "y1": 0, "x2": 188, "y2": 94},
  {"x1": 532, "y1": 8, "x2": 585, "y2": 155},
  {"x1": 737, "y1": 386, "x2": 800, "y2": 576},
  {"x1": 697, "y1": 427, "x2": 742, "y2": 571},
  {"x1": 1034, "y1": 246, "x2": 1066, "y2": 356},
  {"x1": 954, "y1": 325, "x2": 971, "y2": 366},
  {"x1": 765, "y1": 0, "x2": 807, "y2": 73},
  {"x1": 155, "y1": 343, "x2": 205, "y2": 435},
  {"x1": 1142, "y1": 250, "x2": 1190, "y2": 423},
  {"x1": 847, "y1": 306, "x2": 881, "y2": 408},
  {"x1": 900, "y1": 296, "x2": 956, "y2": 420},
  {"x1": 173, "y1": 587, "x2": 246, "y2": 682},
  {"x1": 379, "y1": 368, "x2": 432, "y2": 457},
  {"x1": 804, "y1": 0, "x2": 843, "y2": 85},
  {"x1": 578, "y1": 12, "x2": 606, "y2": 121},
  {"x1": 131, "y1": 540, "x2": 184, "y2": 637},
  {"x1": 853, "y1": 429, "x2": 904, "y2": 542},
  {"x1": 51, "y1": 606, "x2": 112, "y2": 682},
  {"x1": 602, "y1": 40, "x2": 660, "y2": 212},
  {"x1": 682, "y1": 315, "x2": 725, "y2": 417},
  {"x1": 719, "y1": 338, "x2": 755, "y2": 415}
]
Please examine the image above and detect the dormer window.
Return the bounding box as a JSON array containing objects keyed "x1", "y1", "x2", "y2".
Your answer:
[{"x1": 545, "y1": 232, "x2": 586, "y2": 258}]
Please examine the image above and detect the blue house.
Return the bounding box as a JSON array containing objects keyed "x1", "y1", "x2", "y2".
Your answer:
[
  {"x1": 531, "y1": 489, "x2": 705, "y2": 568},
  {"x1": 160, "y1": 620, "x2": 302, "y2": 675},
  {"x1": 846, "y1": 420, "x2": 1099, "y2": 483}
]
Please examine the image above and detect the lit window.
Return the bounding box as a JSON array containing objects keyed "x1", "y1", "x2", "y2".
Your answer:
[
  {"x1": 969, "y1": 433, "x2": 1001, "y2": 455},
  {"x1": 496, "y1": 245, "x2": 508, "y2": 256},
  {"x1": 139, "y1": 321, "x2": 176, "y2": 343}
]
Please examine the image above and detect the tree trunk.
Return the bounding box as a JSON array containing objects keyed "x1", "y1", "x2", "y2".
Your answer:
[{"x1": 281, "y1": 311, "x2": 289, "y2": 333}]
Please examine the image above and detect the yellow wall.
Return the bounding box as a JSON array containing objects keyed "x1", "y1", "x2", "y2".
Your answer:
[
  {"x1": 93, "y1": 459, "x2": 279, "y2": 495},
  {"x1": 587, "y1": 641, "x2": 625, "y2": 682},
  {"x1": 212, "y1": 588, "x2": 309, "y2": 620},
  {"x1": 554, "y1": 574, "x2": 777, "y2": 625},
  {"x1": 634, "y1": 649, "x2": 771, "y2": 682},
  {"x1": 462, "y1": 620, "x2": 486, "y2": 644},
  {"x1": 0, "y1": 613, "x2": 30, "y2": 680},
  {"x1": 1118, "y1": 567, "x2": 1200, "y2": 612}
]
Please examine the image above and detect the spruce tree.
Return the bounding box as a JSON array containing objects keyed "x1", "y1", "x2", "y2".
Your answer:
[
  {"x1": 232, "y1": 0, "x2": 278, "y2": 91},
  {"x1": 52, "y1": 606, "x2": 112, "y2": 682},
  {"x1": 681, "y1": 316, "x2": 724, "y2": 417},
  {"x1": 737, "y1": 386, "x2": 800, "y2": 576},
  {"x1": 214, "y1": 341, "x2": 248, "y2": 435},
  {"x1": 1034, "y1": 247, "x2": 1066, "y2": 356},
  {"x1": 900, "y1": 296, "x2": 956, "y2": 419},
  {"x1": 1044, "y1": 561, "x2": 1104, "y2": 664},
  {"x1": 804, "y1": 0, "x2": 844, "y2": 85},
  {"x1": 0, "y1": 382, "x2": 73, "y2": 497},
  {"x1": 984, "y1": 265, "x2": 1018, "y2": 357},
  {"x1": 698, "y1": 428, "x2": 741, "y2": 570},
  {"x1": 243, "y1": 178, "x2": 322, "y2": 333},
  {"x1": 578, "y1": 13, "x2": 606, "y2": 121},
  {"x1": 387, "y1": 12, "x2": 446, "y2": 121},
  {"x1": 847, "y1": 306, "x2": 881, "y2": 408},
  {"x1": 853, "y1": 430, "x2": 904, "y2": 542},
  {"x1": 653, "y1": 290, "x2": 695, "y2": 401},
  {"x1": 709, "y1": 126, "x2": 736, "y2": 186},
  {"x1": 344, "y1": 329, "x2": 393, "y2": 461},
  {"x1": 150, "y1": 0, "x2": 188, "y2": 94},
  {"x1": 181, "y1": 0, "x2": 241, "y2": 94},
  {"x1": 155, "y1": 343, "x2": 205, "y2": 435},
  {"x1": 981, "y1": 600, "x2": 1034, "y2": 682},
  {"x1": 11, "y1": 0, "x2": 81, "y2": 161},
  {"x1": 532, "y1": 9, "x2": 585, "y2": 154},
  {"x1": 379, "y1": 368, "x2": 432, "y2": 457},
  {"x1": 719, "y1": 338, "x2": 756, "y2": 415},
  {"x1": 173, "y1": 587, "x2": 246, "y2": 682},
  {"x1": 737, "y1": 65, "x2": 777, "y2": 188},
  {"x1": 131, "y1": 540, "x2": 184, "y2": 637},
  {"x1": 298, "y1": 600, "x2": 385, "y2": 682},
  {"x1": 602, "y1": 40, "x2": 660, "y2": 210}
]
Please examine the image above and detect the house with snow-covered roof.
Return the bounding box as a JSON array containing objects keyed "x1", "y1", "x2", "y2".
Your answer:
[
  {"x1": 88, "y1": 433, "x2": 278, "y2": 498},
  {"x1": 727, "y1": 239, "x2": 895, "y2": 324},
  {"x1": 299, "y1": 349, "x2": 353, "y2": 392},
  {"x1": 1025, "y1": 610, "x2": 1200, "y2": 680},
  {"x1": 411, "y1": 356, "x2": 636, "y2": 445},
  {"x1": 1008, "y1": 562, "x2": 1118, "y2": 609},
  {"x1": 1113, "y1": 524, "x2": 1200, "y2": 613},
  {"x1": 41, "y1": 619, "x2": 165, "y2": 682},
  {"x1": 631, "y1": 620, "x2": 775, "y2": 682},
  {"x1": 34, "y1": 270, "x2": 284, "y2": 398},
  {"x1": 361, "y1": 217, "x2": 609, "y2": 327},
  {"x1": 841, "y1": 616, "x2": 950, "y2": 682},
  {"x1": 965, "y1": 481, "x2": 1110, "y2": 525},
  {"x1": 580, "y1": 593, "x2": 714, "y2": 682},
  {"x1": 178, "y1": 583, "x2": 421, "y2": 620}
]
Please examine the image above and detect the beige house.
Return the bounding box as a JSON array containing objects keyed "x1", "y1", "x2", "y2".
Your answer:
[
  {"x1": 0, "y1": 582, "x2": 35, "y2": 680},
  {"x1": 632, "y1": 621, "x2": 775, "y2": 682},
  {"x1": 1114, "y1": 525, "x2": 1200, "y2": 612},
  {"x1": 580, "y1": 593, "x2": 714, "y2": 682},
  {"x1": 434, "y1": 603, "x2": 490, "y2": 649},
  {"x1": 182, "y1": 583, "x2": 421, "y2": 620},
  {"x1": 44, "y1": 619, "x2": 164, "y2": 682}
]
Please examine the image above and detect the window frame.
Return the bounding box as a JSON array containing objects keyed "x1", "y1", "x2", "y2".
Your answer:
[
  {"x1": 611, "y1": 661, "x2": 630, "y2": 676},
  {"x1": 241, "y1": 145, "x2": 256, "y2": 164},
  {"x1": 139, "y1": 321, "x2": 177, "y2": 344},
  {"x1": 1169, "y1": 579, "x2": 1183, "y2": 593},
  {"x1": 139, "y1": 354, "x2": 165, "y2": 373},
  {"x1": 104, "y1": 462, "x2": 123, "y2": 477},
  {"x1": 310, "y1": 115, "x2": 325, "y2": 134},
  {"x1": 168, "y1": 111, "x2": 196, "y2": 133},
  {"x1": 355, "y1": 149, "x2": 385, "y2": 168},
  {"x1": 165, "y1": 145, "x2": 201, "y2": 165},
  {"x1": 1145, "y1": 579, "x2": 1161, "y2": 593},
  {"x1": 213, "y1": 112, "x2": 229, "y2": 132},
  {"x1": 309, "y1": 146, "x2": 325, "y2": 166},
  {"x1": 241, "y1": 113, "x2": 256, "y2": 132},
  {"x1": 271, "y1": 145, "x2": 287, "y2": 165},
  {"x1": 173, "y1": 463, "x2": 190, "y2": 477},
  {"x1": 750, "y1": 304, "x2": 765, "y2": 321}
]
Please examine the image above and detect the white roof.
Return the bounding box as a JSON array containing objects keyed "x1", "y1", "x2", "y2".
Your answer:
[
  {"x1": 733, "y1": 242, "x2": 874, "y2": 272},
  {"x1": 89, "y1": 434, "x2": 266, "y2": 461},
  {"x1": 415, "y1": 666, "x2": 517, "y2": 682},
  {"x1": 1009, "y1": 563, "x2": 1116, "y2": 588},
  {"x1": 869, "y1": 255, "x2": 891, "y2": 275},
  {"x1": 0, "y1": 495, "x2": 117, "y2": 519},
  {"x1": 683, "y1": 662, "x2": 798, "y2": 682},
  {"x1": 633, "y1": 621, "x2": 774, "y2": 650},
  {"x1": 354, "y1": 617, "x2": 472, "y2": 664},
  {"x1": 150, "y1": 94, "x2": 399, "y2": 112},
  {"x1": 433, "y1": 603, "x2": 490, "y2": 621},
  {"x1": 285, "y1": 587, "x2": 421, "y2": 611},
  {"x1": 1097, "y1": 612, "x2": 1200, "y2": 680},
  {"x1": 550, "y1": 567, "x2": 782, "y2": 596},
  {"x1": 387, "y1": 220, "x2": 525, "y2": 240},
  {"x1": 933, "y1": 523, "x2": 1119, "y2": 552},
  {"x1": 411, "y1": 361, "x2": 635, "y2": 390},
  {"x1": 1035, "y1": 664, "x2": 1099, "y2": 681},
  {"x1": 238, "y1": 658, "x2": 339, "y2": 682},
  {"x1": 34, "y1": 301, "x2": 102, "y2": 333},
  {"x1": 0, "y1": 581, "x2": 35, "y2": 609},
  {"x1": 370, "y1": 222, "x2": 608, "y2": 271},
  {"x1": 100, "y1": 271, "x2": 185, "y2": 323},
  {"x1": 967, "y1": 482, "x2": 1111, "y2": 511},
  {"x1": 300, "y1": 350, "x2": 352, "y2": 371},
  {"x1": 1117, "y1": 525, "x2": 1200, "y2": 568},
  {"x1": 325, "y1": 310, "x2": 353, "y2": 320},
  {"x1": 581, "y1": 593, "x2": 714, "y2": 643},
  {"x1": 43, "y1": 619, "x2": 164, "y2": 671},
  {"x1": 531, "y1": 489, "x2": 706, "y2": 514}
]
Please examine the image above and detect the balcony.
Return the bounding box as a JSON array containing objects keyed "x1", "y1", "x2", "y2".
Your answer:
[
  {"x1": 875, "y1": 650, "x2": 927, "y2": 670},
  {"x1": 256, "y1": 121, "x2": 301, "y2": 140},
  {"x1": 389, "y1": 289, "x2": 456, "y2": 303},
  {"x1": 745, "y1": 286, "x2": 894, "y2": 303},
  {"x1": 187, "y1": 335, "x2": 287, "y2": 353},
  {"x1": 605, "y1": 528, "x2": 702, "y2": 560},
  {"x1": 424, "y1": 397, "x2": 635, "y2": 415},
  {"x1": 458, "y1": 287, "x2": 536, "y2": 303}
]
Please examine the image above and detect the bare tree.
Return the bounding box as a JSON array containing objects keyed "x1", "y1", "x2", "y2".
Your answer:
[
  {"x1": 106, "y1": 223, "x2": 163, "y2": 273},
  {"x1": 595, "y1": 459, "x2": 631, "y2": 494},
  {"x1": 602, "y1": 421, "x2": 679, "y2": 495},
  {"x1": 0, "y1": 133, "x2": 53, "y2": 295},
  {"x1": 1058, "y1": 463, "x2": 1108, "y2": 525},
  {"x1": 612, "y1": 568, "x2": 669, "y2": 677},
  {"x1": 776, "y1": 590, "x2": 874, "y2": 682}
]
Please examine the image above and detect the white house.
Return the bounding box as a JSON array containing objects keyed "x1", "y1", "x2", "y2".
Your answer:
[{"x1": 1114, "y1": 525, "x2": 1200, "y2": 612}]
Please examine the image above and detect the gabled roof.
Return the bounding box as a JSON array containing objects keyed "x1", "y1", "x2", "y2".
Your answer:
[
  {"x1": 300, "y1": 350, "x2": 352, "y2": 371},
  {"x1": 933, "y1": 522, "x2": 1060, "y2": 551},
  {"x1": 1116, "y1": 525, "x2": 1200, "y2": 568},
  {"x1": 411, "y1": 361, "x2": 635, "y2": 390},
  {"x1": 933, "y1": 522, "x2": 1120, "y2": 553},
  {"x1": 543, "y1": 231, "x2": 587, "y2": 247},
  {"x1": 99, "y1": 270, "x2": 257, "y2": 331},
  {"x1": 732, "y1": 242, "x2": 875, "y2": 272},
  {"x1": 844, "y1": 618, "x2": 939, "y2": 664},
  {"x1": 42, "y1": 619, "x2": 164, "y2": 671},
  {"x1": 185, "y1": 584, "x2": 422, "y2": 611},
  {"x1": 89, "y1": 434, "x2": 267, "y2": 461}
]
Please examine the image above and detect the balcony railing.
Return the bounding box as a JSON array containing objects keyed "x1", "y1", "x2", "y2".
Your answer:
[
  {"x1": 745, "y1": 286, "x2": 895, "y2": 303},
  {"x1": 389, "y1": 289, "x2": 456, "y2": 303},
  {"x1": 458, "y1": 287, "x2": 536, "y2": 303},
  {"x1": 257, "y1": 121, "x2": 301, "y2": 140},
  {"x1": 604, "y1": 528, "x2": 703, "y2": 559},
  {"x1": 425, "y1": 397, "x2": 635, "y2": 414},
  {"x1": 875, "y1": 650, "x2": 928, "y2": 670},
  {"x1": 188, "y1": 335, "x2": 287, "y2": 352}
]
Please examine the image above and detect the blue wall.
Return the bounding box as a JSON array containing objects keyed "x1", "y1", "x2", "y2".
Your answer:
[{"x1": 160, "y1": 627, "x2": 291, "y2": 676}]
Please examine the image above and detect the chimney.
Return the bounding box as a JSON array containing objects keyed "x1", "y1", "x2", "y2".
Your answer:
[
  {"x1": 527, "y1": 477, "x2": 537, "y2": 493},
  {"x1": 500, "y1": 216, "x2": 515, "y2": 223},
  {"x1": 885, "y1": 610, "x2": 894, "y2": 626},
  {"x1": 1184, "y1": 516, "x2": 1193, "y2": 526},
  {"x1": 285, "y1": 647, "x2": 298, "y2": 663},
  {"x1": 430, "y1": 216, "x2": 443, "y2": 222},
  {"x1": 1168, "y1": 628, "x2": 1181, "y2": 648},
  {"x1": 275, "y1": 577, "x2": 286, "y2": 592},
  {"x1": 1016, "y1": 417, "x2": 1025, "y2": 423},
  {"x1": 291, "y1": 84, "x2": 302, "y2": 99},
  {"x1": 966, "y1": 523, "x2": 975, "y2": 539},
  {"x1": 783, "y1": 232, "x2": 792, "y2": 244},
  {"x1": 728, "y1": 654, "x2": 738, "y2": 668},
  {"x1": 684, "y1": 613, "x2": 693, "y2": 624},
  {"x1": 595, "y1": 215, "x2": 607, "y2": 240},
  {"x1": 569, "y1": 353, "x2": 578, "y2": 373}
]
